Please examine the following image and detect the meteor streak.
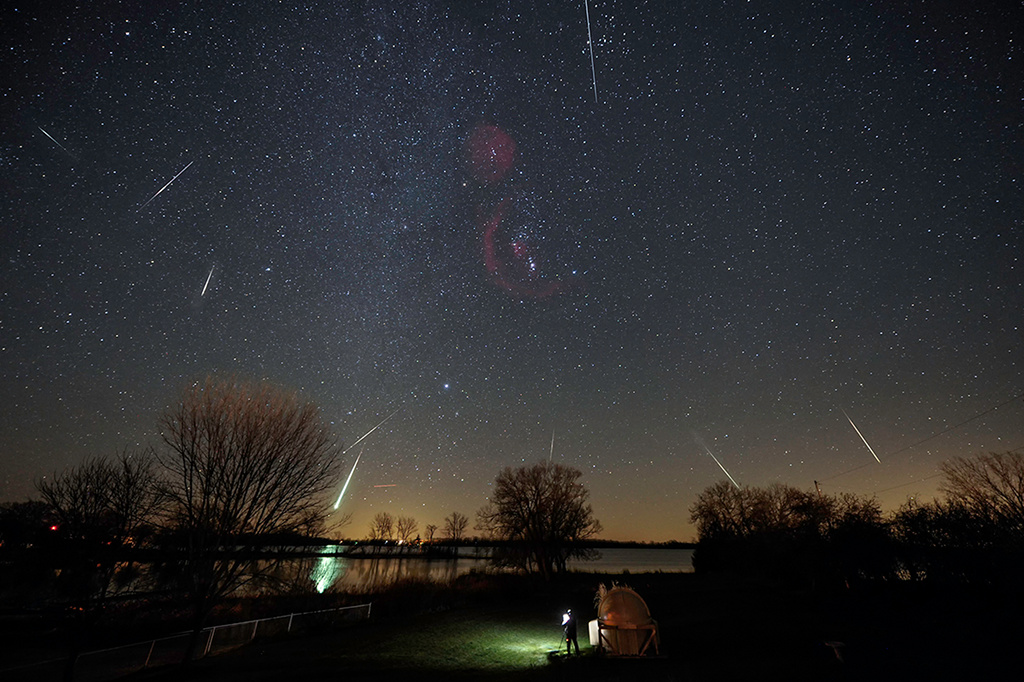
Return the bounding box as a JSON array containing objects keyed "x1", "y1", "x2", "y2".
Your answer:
[
  {"x1": 38, "y1": 126, "x2": 72, "y2": 156},
  {"x1": 200, "y1": 266, "x2": 214, "y2": 296},
  {"x1": 342, "y1": 409, "x2": 398, "y2": 454},
  {"x1": 332, "y1": 448, "x2": 362, "y2": 510},
  {"x1": 842, "y1": 408, "x2": 881, "y2": 463},
  {"x1": 584, "y1": 0, "x2": 599, "y2": 103},
  {"x1": 140, "y1": 160, "x2": 194, "y2": 210},
  {"x1": 331, "y1": 409, "x2": 399, "y2": 510},
  {"x1": 703, "y1": 444, "x2": 741, "y2": 489}
]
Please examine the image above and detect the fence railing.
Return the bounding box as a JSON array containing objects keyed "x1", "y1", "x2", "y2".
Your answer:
[{"x1": 0, "y1": 602, "x2": 372, "y2": 682}]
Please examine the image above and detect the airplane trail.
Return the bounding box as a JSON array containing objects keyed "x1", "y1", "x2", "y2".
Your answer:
[
  {"x1": 200, "y1": 266, "x2": 214, "y2": 297},
  {"x1": 38, "y1": 126, "x2": 72, "y2": 156},
  {"x1": 584, "y1": 0, "x2": 599, "y2": 103},
  {"x1": 140, "y1": 160, "x2": 194, "y2": 210},
  {"x1": 703, "y1": 445, "x2": 741, "y2": 489},
  {"x1": 842, "y1": 408, "x2": 881, "y2": 463},
  {"x1": 333, "y1": 448, "x2": 363, "y2": 510}
]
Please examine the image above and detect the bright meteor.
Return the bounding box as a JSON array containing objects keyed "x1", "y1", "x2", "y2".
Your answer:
[
  {"x1": 703, "y1": 444, "x2": 740, "y2": 489},
  {"x1": 38, "y1": 126, "x2": 72, "y2": 156},
  {"x1": 200, "y1": 266, "x2": 214, "y2": 296},
  {"x1": 331, "y1": 409, "x2": 399, "y2": 510},
  {"x1": 140, "y1": 160, "x2": 194, "y2": 210},
  {"x1": 842, "y1": 408, "x2": 881, "y2": 463},
  {"x1": 333, "y1": 448, "x2": 362, "y2": 510},
  {"x1": 342, "y1": 409, "x2": 398, "y2": 454}
]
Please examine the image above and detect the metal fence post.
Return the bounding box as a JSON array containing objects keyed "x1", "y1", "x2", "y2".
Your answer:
[
  {"x1": 17, "y1": 601, "x2": 374, "y2": 678},
  {"x1": 203, "y1": 627, "x2": 215, "y2": 658}
]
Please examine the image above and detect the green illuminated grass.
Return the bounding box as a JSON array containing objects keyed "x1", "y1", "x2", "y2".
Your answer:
[
  {"x1": 71, "y1": 571, "x2": 1024, "y2": 682},
  {"x1": 342, "y1": 608, "x2": 563, "y2": 675},
  {"x1": 132, "y1": 601, "x2": 596, "y2": 681}
]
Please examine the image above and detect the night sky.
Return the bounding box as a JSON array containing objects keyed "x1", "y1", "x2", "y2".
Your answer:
[{"x1": 2, "y1": 1, "x2": 1021, "y2": 542}]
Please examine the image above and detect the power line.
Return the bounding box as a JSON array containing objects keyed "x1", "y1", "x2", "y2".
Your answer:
[
  {"x1": 858, "y1": 441, "x2": 1024, "y2": 498},
  {"x1": 819, "y1": 390, "x2": 1024, "y2": 484},
  {"x1": 872, "y1": 472, "x2": 943, "y2": 496},
  {"x1": 885, "y1": 390, "x2": 1024, "y2": 459},
  {"x1": 818, "y1": 461, "x2": 871, "y2": 483}
]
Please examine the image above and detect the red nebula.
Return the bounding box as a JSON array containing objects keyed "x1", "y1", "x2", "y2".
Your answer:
[
  {"x1": 480, "y1": 197, "x2": 565, "y2": 300},
  {"x1": 465, "y1": 124, "x2": 579, "y2": 299},
  {"x1": 466, "y1": 124, "x2": 516, "y2": 185}
]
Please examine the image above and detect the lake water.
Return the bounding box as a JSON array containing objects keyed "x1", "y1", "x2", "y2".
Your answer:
[
  {"x1": 308, "y1": 547, "x2": 694, "y2": 593},
  {"x1": 569, "y1": 547, "x2": 694, "y2": 574}
]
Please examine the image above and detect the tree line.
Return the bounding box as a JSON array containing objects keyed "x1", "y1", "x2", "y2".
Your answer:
[
  {"x1": 1, "y1": 378, "x2": 346, "y2": 673},
  {"x1": 364, "y1": 510, "x2": 470, "y2": 543},
  {"x1": 25, "y1": 373, "x2": 1019, "y2": 673},
  {"x1": 689, "y1": 451, "x2": 1024, "y2": 590},
  {"x1": 0, "y1": 376, "x2": 604, "y2": 677}
]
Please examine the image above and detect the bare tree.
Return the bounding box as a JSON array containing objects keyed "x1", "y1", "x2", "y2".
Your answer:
[
  {"x1": 689, "y1": 481, "x2": 825, "y2": 540},
  {"x1": 940, "y1": 452, "x2": 1024, "y2": 531},
  {"x1": 396, "y1": 515, "x2": 418, "y2": 543},
  {"x1": 36, "y1": 448, "x2": 158, "y2": 680},
  {"x1": 689, "y1": 480, "x2": 749, "y2": 540},
  {"x1": 890, "y1": 495, "x2": 997, "y2": 583},
  {"x1": 476, "y1": 462, "x2": 601, "y2": 579},
  {"x1": 369, "y1": 512, "x2": 394, "y2": 541},
  {"x1": 689, "y1": 481, "x2": 886, "y2": 581},
  {"x1": 156, "y1": 377, "x2": 341, "y2": 654},
  {"x1": 443, "y1": 511, "x2": 469, "y2": 541},
  {"x1": 0, "y1": 500, "x2": 51, "y2": 552},
  {"x1": 37, "y1": 449, "x2": 158, "y2": 594},
  {"x1": 424, "y1": 523, "x2": 438, "y2": 542}
]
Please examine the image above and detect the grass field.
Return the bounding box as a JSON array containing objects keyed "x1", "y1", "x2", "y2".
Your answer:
[
  {"x1": 54, "y1": 570, "x2": 1023, "y2": 682},
  {"x1": 128, "y1": 602, "x2": 680, "y2": 682}
]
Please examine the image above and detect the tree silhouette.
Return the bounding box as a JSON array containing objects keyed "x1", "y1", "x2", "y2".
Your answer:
[
  {"x1": 396, "y1": 515, "x2": 418, "y2": 543},
  {"x1": 36, "y1": 448, "x2": 158, "y2": 680},
  {"x1": 156, "y1": 377, "x2": 341, "y2": 657},
  {"x1": 38, "y1": 449, "x2": 158, "y2": 589},
  {"x1": 476, "y1": 461, "x2": 601, "y2": 579},
  {"x1": 940, "y1": 452, "x2": 1024, "y2": 531},
  {"x1": 888, "y1": 452, "x2": 1024, "y2": 586},
  {"x1": 369, "y1": 512, "x2": 394, "y2": 541},
  {"x1": 443, "y1": 511, "x2": 469, "y2": 541},
  {"x1": 689, "y1": 481, "x2": 886, "y2": 585}
]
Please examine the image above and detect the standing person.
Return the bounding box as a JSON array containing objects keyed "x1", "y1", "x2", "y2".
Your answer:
[{"x1": 562, "y1": 608, "x2": 580, "y2": 655}]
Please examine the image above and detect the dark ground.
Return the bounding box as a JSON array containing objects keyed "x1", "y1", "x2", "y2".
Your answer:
[
  {"x1": 3, "y1": 571, "x2": 1018, "y2": 681},
  {"x1": 125, "y1": 572, "x2": 1018, "y2": 682}
]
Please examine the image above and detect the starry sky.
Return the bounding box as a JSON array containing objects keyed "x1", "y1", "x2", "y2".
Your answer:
[{"x1": 2, "y1": 1, "x2": 1021, "y2": 542}]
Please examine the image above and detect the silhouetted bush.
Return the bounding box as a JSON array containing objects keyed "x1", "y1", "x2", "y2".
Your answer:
[
  {"x1": 692, "y1": 452, "x2": 1024, "y2": 592},
  {"x1": 690, "y1": 481, "x2": 890, "y2": 588}
]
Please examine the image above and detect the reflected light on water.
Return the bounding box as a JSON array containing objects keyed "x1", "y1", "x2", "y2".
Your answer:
[{"x1": 310, "y1": 553, "x2": 347, "y2": 593}]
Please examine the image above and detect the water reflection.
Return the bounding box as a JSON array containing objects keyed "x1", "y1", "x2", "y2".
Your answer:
[
  {"x1": 310, "y1": 554, "x2": 346, "y2": 593},
  {"x1": 305, "y1": 546, "x2": 488, "y2": 593},
  {"x1": 301, "y1": 546, "x2": 694, "y2": 593}
]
